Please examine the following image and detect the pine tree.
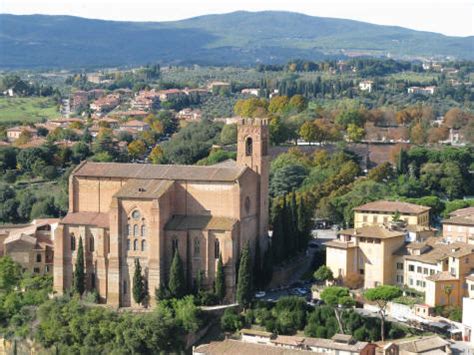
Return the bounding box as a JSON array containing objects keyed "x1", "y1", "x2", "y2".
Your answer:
[
  {"x1": 215, "y1": 255, "x2": 226, "y2": 302},
  {"x1": 132, "y1": 258, "x2": 145, "y2": 305},
  {"x1": 236, "y1": 243, "x2": 253, "y2": 308},
  {"x1": 169, "y1": 251, "x2": 186, "y2": 299},
  {"x1": 254, "y1": 238, "x2": 262, "y2": 289},
  {"x1": 73, "y1": 236, "x2": 85, "y2": 295}
]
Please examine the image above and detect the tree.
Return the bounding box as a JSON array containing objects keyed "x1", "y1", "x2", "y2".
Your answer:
[
  {"x1": 346, "y1": 124, "x2": 365, "y2": 142},
  {"x1": 220, "y1": 124, "x2": 237, "y2": 145},
  {"x1": 320, "y1": 286, "x2": 355, "y2": 333},
  {"x1": 397, "y1": 148, "x2": 408, "y2": 175},
  {"x1": 236, "y1": 243, "x2": 252, "y2": 308},
  {"x1": 148, "y1": 145, "x2": 164, "y2": 164},
  {"x1": 133, "y1": 259, "x2": 146, "y2": 306},
  {"x1": 299, "y1": 121, "x2": 317, "y2": 144},
  {"x1": 169, "y1": 251, "x2": 186, "y2": 299},
  {"x1": 364, "y1": 285, "x2": 402, "y2": 341},
  {"x1": 444, "y1": 285, "x2": 453, "y2": 306},
  {"x1": 215, "y1": 255, "x2": 226, "y2": 302},
  {"x1": 269, "y1": 164, "x2": 308, "y2": 197},
  {"x1": 410, "y1": 122, "x2": 426, "y2": 145},
  {"x1": 0, "y1": 256, "x2": 22, "y2": 292},
  {"x1": 254, "y1": 238, "x2": 263, "y2": 289},
  {"x1": 314, "y1": 265, "x2": 334, "y2": 283},
  {"x1": 128, "y1": 140, "x2": 147, "y2": 160},
  {"x1": 73, "y1": 237, "x2": 85, "y2": 295},
  {"x1": 335, "y1": 109, "x2": 364, "y2": 128}
]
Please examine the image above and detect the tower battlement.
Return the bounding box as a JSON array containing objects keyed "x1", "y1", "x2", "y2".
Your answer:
[{"x1": 239, "y1": 117, "x2": 269, "y2": 126}]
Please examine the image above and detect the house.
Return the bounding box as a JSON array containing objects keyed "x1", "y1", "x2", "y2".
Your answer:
[
  {"x1": 90, "y1": 94, "x2": 121, "y2": 113},
  {"x1": 177, "y1": 108, "x2": 202, "y2": 122},
  {"x1": 119, "y1": 120, "x2": 150, "y2": 132},
  {"x1": 53, "y1": 118, "x2": 270, "y2": 306},
  {"x1": 396, "y1": 335, "x2": 451, "y2": 354},
  {"x1": 354, "y1": 201, "x2": 431, "y2": 229},
  {"x1": 208, "y1": 81, "x2": 231, "y2": 93},
  {"x1": 156, "y1": 89, "x2": 185, "y2": 101},
  {"x1": 359, "y1": 80, "x2": 374, "y2": 93},
  {"x1": 240, "y1": 328, "x2": 273, "y2": 344},
  {"x1": 304, "y1": 334, "x2": 373, "y2": 355},
  {"x1": 462, "y1": 275, "x2": 474, "y2": 344},
  {"x1": 407, "y1": 86, "x2": 436, "y2": 95},
  {"x1": 3, "y1": 219, "x2": 59, "y2": 275},
  {"x1": 6, "y1": 126, "x2": 38, "y2": 142},
  {"x1": 241, "y1": 88, "x2": 260, "y2": 96},
  {"x1": 442, "y1": 207, "x2": 474, "y2": 244},
  {"x1": 131, "y1": 90, "x2": 161, "y2": 111},
  {"x1": 193, "y1": 339, "x2": 316, "y2": 355}
]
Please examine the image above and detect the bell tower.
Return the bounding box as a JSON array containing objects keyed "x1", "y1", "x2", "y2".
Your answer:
[{"x1": 237, "y1": 118, "x2": 269, "y2": 239}]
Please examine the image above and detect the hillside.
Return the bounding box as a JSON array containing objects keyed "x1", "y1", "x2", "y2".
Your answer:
[{"x1": 0, "y1": 11, "x2": 472, "y2": 68}]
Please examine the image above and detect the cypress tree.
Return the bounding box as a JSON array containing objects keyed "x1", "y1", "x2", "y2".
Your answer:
[
  {"x1": 132, "y1": 258, "x2": 145, "y2": 305},
  {"x1": 194, "y1": 269, "x2": 203, "y2": 295},
  {"x1": 254, "y1": 238, "x2": 262, "y2": 289},
  {"x1": 297, "y1": 197, "x2": 309, "y2": 250},
  {"x1": 281, "y1": 196, "x2": 292, "y2": 259},
  {"x1": 236, "y1": 243, "x2": 252, "y2": 308},
  {"x1": 290, "y1": 193, "x2": 298, "y2": 254},
  {"x1": 397, "y1": 148, "x2": 408, "y2": 175},
  {"x1": 215, "y1": 255, "x2": 226, "y2": 302},
  {"x1": 169, "y1": 251, "x2": 186, "y2": 299},
  {"x1": 272, "y1": 205, "x2": 284, "y2": 264},
  {"x1": 262, "y1": 245, "x2": 273, "y2": 286},
  {"x1": 73, "y1": 236, "x2": 85, "y2": 295}
]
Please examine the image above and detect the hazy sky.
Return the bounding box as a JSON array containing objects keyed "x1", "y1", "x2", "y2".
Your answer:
[{"x1": 2, "y1": 0, "x2": 473, "y2": 37}]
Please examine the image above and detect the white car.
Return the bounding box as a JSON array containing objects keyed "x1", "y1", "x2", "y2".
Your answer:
[{"x1": 255, "y1": 291, "x2": 266, "y2": 299}]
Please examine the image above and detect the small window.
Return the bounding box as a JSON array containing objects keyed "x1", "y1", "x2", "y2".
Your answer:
[
  {"x1": 133, "y1": 225, "x2": 138, "y2": 237},
  {"x1": 133, "y1": 239, "x2": 138, "y2": 251},
  {"x1": 417, "y1": 266, "x2": 422, "y2": 273},
  {"x1": 194, "y1": 239, "x2": 200, "y2": 256},
  {"x1": 91, "y1": 273, "x2": 96, "y2": 289},
  {"x1": 89, "y1": 237, "x2": 94, "y2": 252},
  {"x1": 141, "y1": 240, "x2": 146, "y2": 252},
  {"x1": 141, "y1": 225, "x2": 146, "y2": 237},
  {"x1": 363, "y1": 216, "x2": 368, "y2": 222},
  {"x1": 33, "y1": 267, "x2": 40, "y2": 273},
  {"x1": 245, "y1": 137, "x2": 253, "y2": 156},
  {"x1": 36, "y1": 254, "x2": 42, "y2": 263},
  {"x1": 127, "y1": 239, "x2": 131, "y2": 251},
  {"x1": 214, "y1": 239, "x2": 220, "y2": 259},
  {"x1": 45, "y1": 265, "x2": 50, "y2": 272},
  {"x1": 409, "y1": 265, "x2": 415, "y2": 272},
  {"x1": 70, "y1": 234, "x2": 76, "y2": 251},
  {"x1": 126, "y1": 224, "x2": 130, "y2": 236},
  {"x1": 132, "y1": 210, "x2": 140, "y2": 219}
]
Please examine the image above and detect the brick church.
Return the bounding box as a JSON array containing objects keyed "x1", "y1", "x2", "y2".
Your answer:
[{"x1": 53, "y1": 118, "x2": 269, "y2": 306}]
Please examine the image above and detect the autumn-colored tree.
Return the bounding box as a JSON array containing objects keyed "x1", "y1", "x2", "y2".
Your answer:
[
  {"x1": 444, "y1": 108, "x2": 472, "y2": 129},
  {"x1": 69, "y1": 121, "x2": 84, "y2": 130},
  {"x1": 148, "y1": 145, "x2": 164, "y2": 164},
  {"x1": 427, "y1": 126, "x2": 449, "y2": 144},
  {"x1": 367, "y1": 162, "x2": 395, "y2": 182},
  {"x1": 14, "y1": 129, "x2": 32, "y2": 146},
  {"x1": 268, "y1": 96, "x2": 289, "y2": 115},
  {"x1": 346, "y1": 124, "x2": 365, "y2": 142},
  {"x1": 410, "y1": 122, "x2": 427, "y2": 145},
  {"x1": 234, "y1": 98, "x2": 268, "y2": 117},
  {"x1": 299, "y1": 121, "x2": 317, "y2": 144},
  {"x1": 288, "y1": 95, "x2": 307, "y2": 112},
  {"x1": 128, "y1": 140, "x2": 147, "y2": 159}
]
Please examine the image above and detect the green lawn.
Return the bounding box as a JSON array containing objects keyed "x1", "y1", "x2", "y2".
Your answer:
[{"x1": 0, "y1": 97, "x2": 59, "y2": 123}]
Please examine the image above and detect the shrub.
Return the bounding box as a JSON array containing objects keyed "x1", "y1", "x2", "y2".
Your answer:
[{"x1": 220, "y1": 308, "x2": 243, "y2": 332}]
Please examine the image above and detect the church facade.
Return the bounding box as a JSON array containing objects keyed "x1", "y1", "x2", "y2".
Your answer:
[{"x1": 53, "y1": 118, "x2": 269, "y2": 306}]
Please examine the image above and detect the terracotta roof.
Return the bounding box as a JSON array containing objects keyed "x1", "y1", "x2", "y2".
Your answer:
[
  {"x1": 122, "y1": 120, "x2": 149, "y2": 127},
  {"x1": 73, "y1": 161, "x2": 247, "y2": 183},
  {"x1": 442, "y1": 214, "x2": 474, "y2": 226},
  {"x1": 195, "y1": 339, "x2": 316, "y2": 355},
  {"x1": 404, "y1": 240, "x2": 474, "y2": 264},
  {"x1": 61, "y1": 212, "x2": 109, "y2": 229},
  {"x1": 240, "y1": 328, "x2": 273, "y2": 337},
  {"x1": 114, "y1": 179, "x2": 173, "y2": 199},
  {"x1": 4, "y1": 233, "x2": 36, "y2": 245},
  {"x1": 354, "y1": 200, "x2": 430, "y2": 214},
  {"x1": 165, "y1": 215, "x2": 236, "y2": 231},
  {"x1": 398, "y1": 336, "x2": 449, "y2": 353},
  {"x1": 304, "y1": 337, "x2": 369, "y2": 352},
  {"x1": 449, "y1": 207, "x2": 474, "y2": 217},
  {"x1": 272, "y1": 335, "x2": 305, "y2": 347},
  {"x1": 426, "y1": 271, "x2": 458, "y2": 282},
  {"x1": 331, "y1": 334, "x2": 354, "y2": 343},
  {"x1": 339, "y1": 226, "x2": 406, "y2": 239}
]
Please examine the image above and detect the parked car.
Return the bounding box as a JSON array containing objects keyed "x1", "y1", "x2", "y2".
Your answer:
[{"x1": 255, "y1": 291, "x2": 266, "y2": 299}]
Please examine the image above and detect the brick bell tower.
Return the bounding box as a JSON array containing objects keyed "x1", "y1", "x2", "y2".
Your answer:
[{"x1": 237, "y1": 118, "x2": 269, "y2": 239}]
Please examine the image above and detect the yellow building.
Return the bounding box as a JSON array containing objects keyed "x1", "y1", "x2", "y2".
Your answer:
[
  {"x1": 354, "y1": 201, "x2": 430, "y2": 228},
  {"x1": 326, "y1": 226, "x2": 406, "y2": 289}
]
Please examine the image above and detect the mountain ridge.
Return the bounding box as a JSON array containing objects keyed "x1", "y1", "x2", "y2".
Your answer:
[{"x1": 0, "y1": 11, "x2": 472, "y2": 69}]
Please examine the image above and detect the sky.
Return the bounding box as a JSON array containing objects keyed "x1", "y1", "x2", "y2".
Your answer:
[{"x1": 2, "y1": 0, "x2": 473, "y2": 37}]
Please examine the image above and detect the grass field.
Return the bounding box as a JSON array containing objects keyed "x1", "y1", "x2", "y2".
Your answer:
[{"x1": 0, "y1": 97, "x2": 59, "y2": 123}]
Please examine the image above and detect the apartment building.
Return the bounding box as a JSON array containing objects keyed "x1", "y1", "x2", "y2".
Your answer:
[
  {"x1": 442, "y1": 207, "x2": 474, "y2": 244},
  {"x1": 353, "y1": 201, "x2": 430, "y2": 229},
  {"x1": 462, "y1": 275, "x2": 474, "y2": 344}
]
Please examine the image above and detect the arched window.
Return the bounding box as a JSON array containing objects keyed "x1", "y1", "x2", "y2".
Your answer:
[
  {"x1": 89, "y1": 237, "x2": 94, "y2": 252},
  {"x1": 127, "y1": 239, "x2": 131, "y2": 251},
  {"x1": 245, "y1": 137, "x2": 253, "y2": 156},
  {"x1": 70, "y1": 234, "x2": 76, "y2": 251},
  {"x1": 141, "y1": 240, "x2": 146, "y2": 251},
  {"x1": 133, "y1": 239, "x2": 138, "y2": 251},
  {"x1": 194, "y1": 239, "x2": 200, "y2": 256},
  {"x1": 126, "y1": 224, "x2": 130, "y2": 236},
  {"x1": 133, "y1": 224, "x2": 138, "y2": 237},
  {"x1": 141, "y1": 225, "x2": 146, "y2": 237},
  {"x1": 123, "y1": 281, "x2": 127, "y2": 295},
  {"x1": 214, "y1": 239, "x2": 220, "y2": 259},
  {"x1": 91, "y1": 273, "x2": 96, "y2": 289}
]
